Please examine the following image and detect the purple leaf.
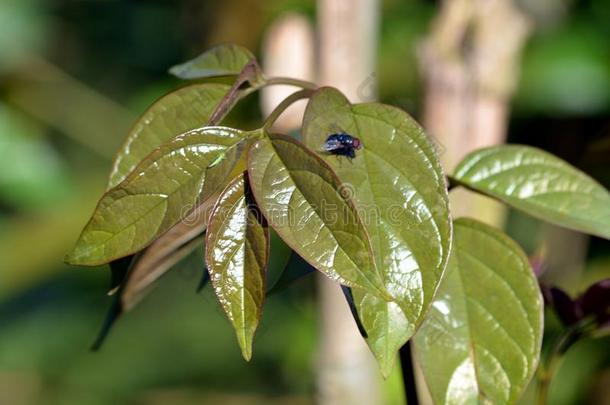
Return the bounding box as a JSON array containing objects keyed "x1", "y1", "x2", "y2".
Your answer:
[
  {"x1": 578, "y1": 279, "x2": 610, "y2": 326},
  {"x1": 541, "y1": 284, "x2": 581, "y2": 326}
]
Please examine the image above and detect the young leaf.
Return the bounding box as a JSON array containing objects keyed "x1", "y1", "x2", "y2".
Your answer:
[
  {"x1": 108, "y1": 83, "x2": 231, "y2": 189},
  {"x1": 107, "y1": 255, "x2": 133, "y2": 295},
  {"x1": 91, "y1": 294, "x2": 122, "y2": 351},
  {"x1": 169, "y1": 44, "x2": 257, "y2": 80},
  {"x1": 302, "y1": 87, "x2": 452, "y2": 371},
  {"x1": 247, "y1": 133, "x2": 387, "y2": 297},
  {"x1": 452, "y1": 145, "x2": 610, "y2": 239},
  {"x1": 340, "y1": 286, "x2": 369, "y2": 338},
  {"x1": 121, "y1": 195, "x2": 217, "y2": 311},
  {"x1": 263, "y1": 232, "x2": 296, "y2": 294},
  {"x1": 267, "y1": 251, "x2": 315, "y2": 295},
  {"x1": 91, "y1": 237, "x2": 204, "y2": 350},
  {"x1": 205, "y1": 173, "x2": 269, "y2": 361},
  {"x1": 196, "y1": 266, "x2": 210, "y2": 293},
  {"x1": 413, "y1": 218, "x2": 543, "y2": 404},
  {"x1": 66, "y1": 127, "x2": 245, "y2": 266}
]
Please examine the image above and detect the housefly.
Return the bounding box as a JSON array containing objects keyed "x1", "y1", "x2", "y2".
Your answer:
[{"x1": 323, "y1": 133, "x2": 362, "y2": 159}]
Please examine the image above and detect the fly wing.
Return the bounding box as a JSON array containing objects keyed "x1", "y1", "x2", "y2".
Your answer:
[{"x1": 323, "y1": 138, "x2": 344, "y2": 152}]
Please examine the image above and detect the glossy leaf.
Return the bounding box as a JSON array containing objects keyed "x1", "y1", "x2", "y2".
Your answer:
[
  {"x1": 169, "y1": 44, "x2": 257, "y2": 80},
  {"x1": 205, "y1": 173, "x2": 269, "y2": 361},
  {"x1": 302, "y1": 87, "x2": 452, "y2": 371},
  {"x1": 119, "y1": 141, "x2": 248, "y2": 309},
  {"x1": 414, "y1": 218, "x2": 543, "y2": 404},
  {"x1": 247, "y1": 133, "x2": 387, "y2": 297},
  {"x1": 452, "y1": 145, "x2": 610, "y2": 239},
  {"x1": 108, "y1": 83, "x2": 230, "y2": 189},
  {"x1": 66, "y1": 127, "x2": 245, "y2": 266}
]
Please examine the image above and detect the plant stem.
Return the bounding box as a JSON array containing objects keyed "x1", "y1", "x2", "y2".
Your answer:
[
  {"x1": 262, "y1": 88, "x2": 315, "y2": 131},
  {"x1": 399, "y1": 340, "x2": 420, "y2": 405},
  {"x1": 536, "y1": 336, "x2": 567, "y2": 405},
  {"x1": 207, "y1": 71, "x2": 317, "y2": 129}
]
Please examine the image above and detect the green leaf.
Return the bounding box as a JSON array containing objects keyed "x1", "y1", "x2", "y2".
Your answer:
[
  {"x1": 267, "y1": 251, "x2": 315, "y2": 295},
  {"x1": 452, "y1": 145, "x2": 610, "y2": 239},
  {"x1": 169, "y1": 44, "x2": 257, "y2": 80},
  {"x1": 66, "y1": 126, "x2": 245, "y2": 266},
  {"x1": 247, "y1": 133, "x2": 387, "y2": 297},
  {"x1": 108, "y1": 83, "x2": 230, "y2": 189},
  {"x1": 351, "y1": 289, "x2": 411, "y2": 378},
  {"x1": 119, "y1": 140, "x2": 249, "y2": 309},
  {"x1": 205, "y1": 173, "x2": 269, "y2": 361},
  {"x1": 263, "y1": 231, "x2": 296, "y2": 294},
  {"x1": 302, "y1": 87, "x2": 452, "y2": 372},
  {"x1": 413, "y1": 218, "x2": 543, "y2": 404}
]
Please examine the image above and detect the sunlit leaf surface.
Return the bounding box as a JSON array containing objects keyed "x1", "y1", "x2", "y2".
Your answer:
[
  {"x1": 414, "y1": 218, "x2": 543, "y2": 404},
  {"x1": 169, "y1": 44, "x2": 256, "y2": 80},
  {"x1": 351, "y1": 288, "x2": 411, "y2": 377},
  {"x1": 302, "y1": 87, "x2": 452, "y2": 372},
  {"x1": 206, "y1": 173, "x2": 269, "y2": 360},
  {"x1": 67, "y1": 127, "x2": 244, "y2": 265},
  {"x1": 452, "y1": 145, "x2": 610, "y2": 239},
  {"x1": 247, "y1": 133, "x2": 387, "y2": 296},
  {"x1": 108, "y1": 83, "x2": 230, "y2": 189}
]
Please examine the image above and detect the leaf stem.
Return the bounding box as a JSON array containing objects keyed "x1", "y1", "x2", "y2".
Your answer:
[
  {"x1": 262, "y1": 88, "x2": 315, "y2": 131},
  {"x1": 399, "y1": 340, "x2": 420, "y2": 405},
  {"x1": 264, "y1": 76, "x2": 319, "y2": 90},
  {"x1": 446, "y1": 176, "x2": 460, "y2": 191},
  {"x1": 207, "y1": 70, "x2": 317, "y2": 129},
  {"x1": 536, "y1": 335, "x2": 567, "y2": 405},
  {"x1": 208, "y1": 60, "x2": 261, "y2": 125},
  {"x1": 535, "y1": 318, "x2": 596, "y2": 405}
]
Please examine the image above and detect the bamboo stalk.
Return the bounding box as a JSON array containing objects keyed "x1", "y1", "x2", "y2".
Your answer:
[{"x1": 316, "y1": 1, "x2": 382, "y2": 404}]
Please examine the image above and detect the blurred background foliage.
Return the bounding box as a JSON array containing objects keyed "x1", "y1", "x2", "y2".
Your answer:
[{"x1": 0, "y1": 0, "x2": 609, "y2": 404}]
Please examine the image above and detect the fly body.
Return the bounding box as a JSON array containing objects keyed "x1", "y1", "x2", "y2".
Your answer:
[{"x1": 323, "y1": 133, "x2": 362, "y2": 159}]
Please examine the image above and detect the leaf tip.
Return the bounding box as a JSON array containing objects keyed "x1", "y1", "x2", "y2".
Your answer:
[
  {"x1": 167, "y1": 64, "x2": 183, "y2": 78},
  {"x1": 239, "y1": 342, "x2": 253, "y2": 362},
  {"x1": 64, "y1": 243, "x2": 99, "y2": 266},
  {"x1": 64, "y1": 248, "x2": 83, "y2": 265},
  {"x1": 379, "y1": 360, "x2": 395, "y2": 380},
  {"x1": 367, "y1": 340, "x2": 397, "y2": 379}
]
